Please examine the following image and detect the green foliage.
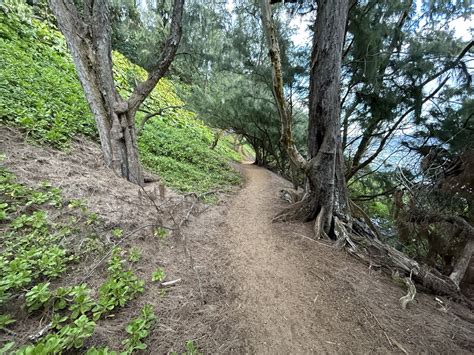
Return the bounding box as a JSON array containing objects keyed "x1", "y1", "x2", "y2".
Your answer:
[
  {"x1": 1, "y1": 6, "x2": 242, "y2": 194},
  {"x1": 93, "y1": 247, "x2": 145, "y2": 318},
  {"x1": 185, "y1": 340, "x2": 201, "y2": 355},
  {"x1": 122, "y1": 304, "x2": 156, "y2": 353},
  {"x1": 128, "y1": 247, "x2": 141, "y2": 263},
  {"x1": 151, "y1": 267, "x2": 166, "y2": 282},
  {"x1": 0, "y1": 341, "x2": 15, "y2": 354},
  {"x1": 68, "y1": 284, "x2": 96, "y2": 320},
  {"x1": 0, "y1": 314, "x2": 16, "y2": 328},
  {"x1": 153, "y1": 227, "x2": 168, "y2": 240},
  {"x1": 0, "y1": 167, "x2": 77, "y2": 306},
  {"x1": 0, "y1": 168, "x2": 151, "y2": 353},
  {"x1": 112, "y1": 227, "x2": 124, "y2": 238},
  {"x1": 0, "y1": 8, "x2": 96, "y2": 148},
  {"x1": 17, "y1": 315, "x2": 96, "y2": 354},
  {"x1": 25, "y1": 282, "x2": 51, "y2": 312},
  {"x1": 348, "y1": 169, "x2": 396, "y2": 222},
  {"x1": 86, "y1": 347, "x2": 118, "y2": 355},
  {"x1": 140, "y1": 127, "x2": 241, "y2": 193}
]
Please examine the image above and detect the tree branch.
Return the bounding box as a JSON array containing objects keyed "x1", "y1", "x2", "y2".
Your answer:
[
  {"x1": 137, "y1": 105, "x2": 184, "y2": 135},
  {"x1": 127, "y1": 0, "x2": 185, "y2": 114},
  {"x1": 347, "y1": 76, "x2": 450, "y2": 179},
  {"x1": 420, "y1": 40, "x2": 474, "y2": 88}
]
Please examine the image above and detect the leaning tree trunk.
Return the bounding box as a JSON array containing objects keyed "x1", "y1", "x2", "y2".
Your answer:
[
  {"x1": 48, "y1": 0, "x2": 184, "y2": 186},
  {"x1": 261, "y1": 0, "x2": 350, "y2": 238}
]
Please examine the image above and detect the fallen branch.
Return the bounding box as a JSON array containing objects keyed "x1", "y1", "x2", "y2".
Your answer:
[
  {"x1": 28, "y1": 322, "x2": 52, "y2": 341},
  {"x1": 390, "y1": 337, "x2": 409, "y2": 355},
  {"x1": 161, "y1": 278, "x2": 182, "y2": 287}
]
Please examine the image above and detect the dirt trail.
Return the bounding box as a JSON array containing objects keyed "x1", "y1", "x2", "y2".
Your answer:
[
  {"x1": 228, "y1": 163, "x2": 323, "y2": 353},
  {"x1": 220, "y1": 163, "x2": 473, "y2": 354}
]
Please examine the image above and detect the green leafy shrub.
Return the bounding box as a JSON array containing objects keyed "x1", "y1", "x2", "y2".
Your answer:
[
  {"x1": 0, "y1": 314, "x2": 16, "y2": 328},
  {"x1": 0, "y1": 9, "x2": 96, "y2": 148},
  {"x1": 185, "y1": 340, "x2": 202, "y2": 355},
  {"x1": 25, "y1": 282, "x2": 51, "y2": 312},
  {"x1": 128, "y1": 247, "x2": 141, "y2": 263},
  {"x1": 122, "y1": 304, "x2": 156, "y2": 353},
  {"x1": 151, "y1": 267, "x2": 166, "y2": 282},
  {"x1": 0, "y1": 167, "x2": 76, "y2": 306},
  {"x1": 17, "y1": 315, "x2": 96, "y2": 354}
]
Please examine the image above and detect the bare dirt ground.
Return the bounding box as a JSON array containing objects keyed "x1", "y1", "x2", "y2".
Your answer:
[
  {"x1": 210, "y1": 163, "x2": 474, "y2": 354},
  {"x1": 1, "y1": 126, "x2": 473, "y2": 354}
]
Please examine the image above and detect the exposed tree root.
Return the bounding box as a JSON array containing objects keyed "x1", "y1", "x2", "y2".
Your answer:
[
  {"x1": 275, "y1": 194, "x2": 471, "y2": 304},
  {"x1": 313, "y1": 206, "x2": 330, "y2": 240},
  {"x1": 273, "y1": 198, "x2": 313, "y2": 222},
  {"x1": 334, "y1": 216, "x2": 473, "y2": 306},
  {"x1": 398, "y1": 271, "x2": 417, "y2": 309}
]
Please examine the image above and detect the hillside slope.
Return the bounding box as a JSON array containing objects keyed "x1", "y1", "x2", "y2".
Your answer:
[
  {"x1": 0, "y1": 126, "x2": 246, "y2": 353},
  {"x1": 0, "y1": 7, "x2": 241, "y2": 194}
]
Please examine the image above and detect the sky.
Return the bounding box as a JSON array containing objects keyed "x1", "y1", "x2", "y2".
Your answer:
[{"x1": 225, "y1": 0, "x2": 473, "y2": 44}]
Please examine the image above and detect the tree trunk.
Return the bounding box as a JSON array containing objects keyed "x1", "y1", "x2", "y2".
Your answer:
[
  {"x1": 305, "y1": 0, "x2": 349, "y2": 234},
  {"x1": 49, "y1": 0, "x2": 184, "y2": 186},
  {"x1": 48, "y1": 0, "x2": 143, "y2": 185},
  {"x1": 450, "y1": 239, "x2": 474, "y2": 287},
  {"x1": 261, "y1": 0, "x2": 349, "y2": 238}
]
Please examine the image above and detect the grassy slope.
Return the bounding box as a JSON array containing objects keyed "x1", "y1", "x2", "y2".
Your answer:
[{"x1": 0, "y1": 7, "x2": 241, "y2": 194}]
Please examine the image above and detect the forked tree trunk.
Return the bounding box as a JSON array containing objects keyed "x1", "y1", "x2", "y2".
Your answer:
[
  {"x1": 261, "y1": 0, "x2": 349, "y2": 238},
  {"x1": 48, "y1": 0, "x2": 184, "y2": 185}
]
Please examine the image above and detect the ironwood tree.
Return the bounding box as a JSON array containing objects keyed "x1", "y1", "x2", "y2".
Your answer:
[
  {"x1": 48, "y1": 0, "x2": 185, "y2": 185},
  {"x1": 260, "y1": 0, "x2": 350, "y2": 238},
  {"x1": 260, "y1": 0, "x2": 473, "y2": 298}
]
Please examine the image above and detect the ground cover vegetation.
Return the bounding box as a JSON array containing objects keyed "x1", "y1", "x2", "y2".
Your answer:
[{"x1": 0, "y1": 164, "x2": 151, "y2": 353}]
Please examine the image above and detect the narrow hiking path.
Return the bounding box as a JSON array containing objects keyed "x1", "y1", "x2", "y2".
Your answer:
[
  {"x1": 227, "y1": 163, "x2": 325, "y2": 353},
  {"x1": 227, "y1": 163, "x2": 363, "y2": 353},
  {"x1": 215, "y1": 163, "x2": 473, "y2": 354}
]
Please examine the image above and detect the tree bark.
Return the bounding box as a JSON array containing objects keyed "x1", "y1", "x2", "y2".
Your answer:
[
  {"x1": 450, "y1": 239, "x2": 474, "y2": 287},
  {"x1": 305, "y1": 0, "x2": 350, "y2": 234},
  {"x1": 261, "y1": 0, "x2": 349, "y2": 237},
  {"x1": 48, "y1": 0, "x2": 184, "y2": 185}
]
